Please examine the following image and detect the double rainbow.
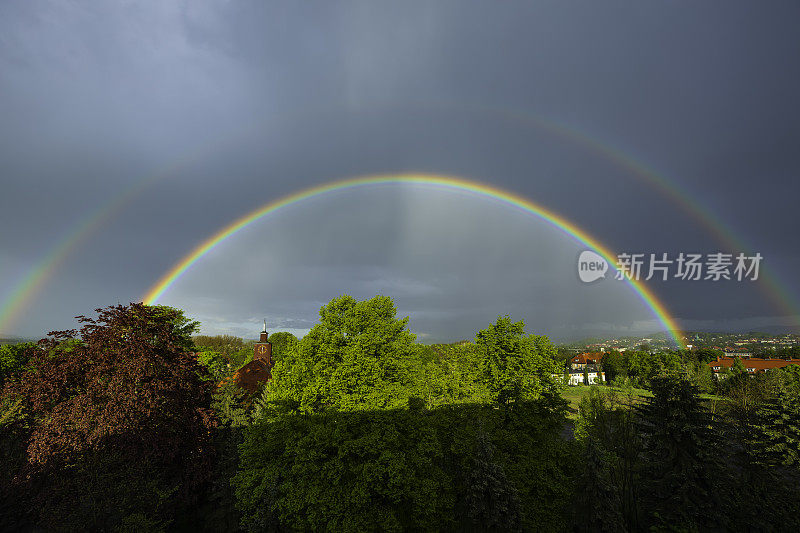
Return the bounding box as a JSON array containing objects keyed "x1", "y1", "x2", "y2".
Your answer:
[
  {"x1": 5, "y1": 103, "x2": 793, "y2": 337},
  {"x1": 143, "y1": 173, "x2": 686, "y2": 348}
]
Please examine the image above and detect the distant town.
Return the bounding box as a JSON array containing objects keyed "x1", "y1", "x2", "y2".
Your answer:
[
  {"x1": 8, "y1": 329, "x2": 800, "y2": 358},
  {"x1": 560, "y1": 331, "x2": 800, "y2": 354}
]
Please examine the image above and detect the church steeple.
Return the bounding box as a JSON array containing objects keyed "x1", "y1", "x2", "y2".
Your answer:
[
  {"x1": 259, "y1": 319, "x2": 268, "y2": 342},
  {"x1": 233, "y1": 321, "x2": 275, "y2": 393},
  {"x1": 255, "y1": 320, "x2": 272, "y2": 362}
]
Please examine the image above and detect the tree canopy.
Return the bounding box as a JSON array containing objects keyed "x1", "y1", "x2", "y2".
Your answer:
[
  {"x1": 476, "y1": 315, "x2": 561, "y2": 407},
  {"x1": 0, "y1": 303, "x2": 216, "y2": 530},
  {"x1": 262, "y1": 294, "x2": 420, "y2": 413}
]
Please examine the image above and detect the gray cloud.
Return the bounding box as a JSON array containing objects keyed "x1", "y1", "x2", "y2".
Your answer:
[{"x1": 1, "y1": 1, "x2": 798, "y2": 339}]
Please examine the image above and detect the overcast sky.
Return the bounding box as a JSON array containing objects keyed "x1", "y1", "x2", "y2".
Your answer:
[{"x1": 1, "y1": 1, "x2": 799, "y2": 342}]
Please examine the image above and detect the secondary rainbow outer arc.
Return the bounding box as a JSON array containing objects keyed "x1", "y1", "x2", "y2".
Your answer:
[
  {"x1": 403, "y1": 99, "x2": 800, "y2": 323},
  {"x1": 0, "y1": 129, "x2": 253, "y2": 335},
  {"x1": 143, "y1": 173, "x2": 686, "y2": 348},
  {"x1": 7, "y1": 102, "x2": 793, "y2": 336}
]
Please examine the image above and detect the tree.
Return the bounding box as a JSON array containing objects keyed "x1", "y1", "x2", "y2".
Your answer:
[
  {"x1": 234, "y1": 408, "x2": 456, "y2": 532},
  {"x1": 574, "y1": 386, "x2": 639, "y2": 531},
  {"x1": 267, "y1": 331, "x2": 298, "y2": 362},
  {"x1": 636, "y1": 374, "x2": 729, "y2": 531},
  {"x1": 693, "y1": 362, "x2": 715, "y2": 393},
  {"x1": 694, "y1": 348, "x2": 724, "y2": 364},
  {"x1": 464, "y1": 431, "x2": 521, "y2": 532},
  {"x1": 475, "y1": 316, "x2": 560, "y2": 408},
  {"x1": 0, "y1": 341, "x2": 35, "y2": 388},
  {"x1": 263, "y1": 295, "x2": 419, "y2": 414},
  {"x1": 0, "y1": 303, "x2": 216, "y2": 530},
  {"x1": 572, "y1": 437, "x2": 626, "y2": 533},
  {"x1": 602, "y1": 350, "x2": 626, "y2": 383},
  {"x1": 416, "y1": 343, "x2": 492, "y2": 407},
  {"x1": 193, "y1": 334, "x2": 244, "y2": 352},
  {"x1": 723, "y1": 370, "x2": 800, "y2": 530},
  {"x1": 622, "y1": 350, "x2": 657, "y2": 388},
  {"x1": 197, "y1": 350, "x2": 231, "y2": 380},
  {"x1": 731, "y1": 356, "x2": 746, "y2": 376}
]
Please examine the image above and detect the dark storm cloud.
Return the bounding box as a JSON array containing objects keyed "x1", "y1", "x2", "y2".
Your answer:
[{"x1": 1, "y1": 1, "x2": 798, "y2": 338}]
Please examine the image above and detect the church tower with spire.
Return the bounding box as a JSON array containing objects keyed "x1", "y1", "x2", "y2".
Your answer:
[
  {"x1": 254, "y1": 319, "x2": 272, "y2": 364},
  {"x1": 232, "y1": 320, "x2": 275, "y2": 394}
]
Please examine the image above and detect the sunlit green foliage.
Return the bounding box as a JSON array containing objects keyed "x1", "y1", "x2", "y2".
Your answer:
[
  {"x1": 198, "y1": 350, "x2": 231, "y2": 380},
  {"x1": 262, "y1": 295, "x2": 420, "y2": 413},
  {"x1": 476, "y1": 315, "x2": 561, "y2": 407},
  {"x1": 6, "y1": 295, "x2": 800, "y2": 531},
  {"x1": 267, "y1": 331, "x2": 298, "y2": 362},
  {"x1": 193, "y1": 334, "x2": 252, "y2": 371},
  {"x1": 415, "y1": 342, "x2": 493, "y2": 407},
  {"x1": 0, "y1": 342, "x2": 35, "y2": 388}
]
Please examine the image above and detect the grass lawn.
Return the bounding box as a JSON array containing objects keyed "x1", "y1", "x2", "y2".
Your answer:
[{"x1": 561, "y1": 384, "x2": 723, "y2": 419}]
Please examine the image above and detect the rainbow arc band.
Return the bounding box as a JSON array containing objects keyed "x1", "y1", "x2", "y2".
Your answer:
[
  {"x1": 3, "y1": 104, "x2": 796, "y2": 336},
  {"x1": 143, "y1": 173, "x2": 685, "y2": 348}
]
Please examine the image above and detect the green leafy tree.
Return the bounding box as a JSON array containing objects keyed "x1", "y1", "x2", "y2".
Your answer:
[
  {"x1": 235, "y1": 401, "x2": 573, "y2": 532},
  {"x1": 657, "y1": 351, "x2": 683, "y2": 375},
  {"x1": 234, "y1": 408, "x2": 455, "y2": 532},
  {"x1": 573, "y1": 437, "x2": 626, "y2": 533},
  {"x1": 574, "y1": 386, "x2": 640, "y2": 531},
  {"x1": 416, "y1": 343, "x2": 492, "y2": 407},
  {"x1": 602, "y1": 350, "x2": 626, "y2": 383},
  {"x1": 0, "y1": 342, "x2": 35, "y2": 388},
  {"x1": 263, "y1": 294, "x2": 419, "y2": 414},
  {"x1": 475, "y1": 316, "x2": 560, "y2": 408},
  {"x1": 212, "y1": 380, "x2": 254, "y2": 428},
  {"x1": 267, "y1": 331, "x2": 298, "y2": 362},
  {"x1": 694, "y1": 348, "x2": 724, "y2": 364},
  {"x1": 731, "y1": 356, "x2": 746, "y2": 376},
  {"x1": 197, "y1": 350, "x2": 231, "y2": 380},
  {"x1": 622, "y1": 350, "x2": 656, "y2": 387},
  {"x1": 692, "y1": 362, "x2": 715, "y2": 393},
  {"x1": 723, "y1": 371, "x2": 800, "y2": 530}
]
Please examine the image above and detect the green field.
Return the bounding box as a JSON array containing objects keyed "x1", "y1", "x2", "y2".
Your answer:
[
  {"x1": 561, "y1": 385, "x2": 651, "y2": 418},
  {"x1": 561, "y1": 384, "x2": 722, "y2": 419}
]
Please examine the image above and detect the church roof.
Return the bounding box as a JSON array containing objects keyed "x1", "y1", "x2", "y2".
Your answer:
[{"x1": 232, "y1": 358, "x2": 272, "y2": 394}]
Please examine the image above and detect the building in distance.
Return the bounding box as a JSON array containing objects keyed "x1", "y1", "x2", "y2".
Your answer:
[{"x1": 232, "y1": 320, "x2": 274, "y2": 393}]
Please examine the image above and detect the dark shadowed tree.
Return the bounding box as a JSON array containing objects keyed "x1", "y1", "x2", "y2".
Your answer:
[
  {"x1": 636, "y1": 374, "x2": 730, "y2": 531},
  {"x1": 464, "y1": 431, "x2": 522, "y2": 532},
  {"x1": 574, "y1": 386, "x2": 640, "y2": 531},
  {"x1": 724, "y1": 370, "x2": 800, "y2": 530},
  {"x1": 572, "y1": 437, "x2": 626, "y2": 533},
  {"x1": 0, "y1": 303, "x2": 217, "y2": 531}
]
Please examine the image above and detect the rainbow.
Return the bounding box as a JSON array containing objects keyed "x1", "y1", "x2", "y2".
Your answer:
[
  {"x1": 0, "y1": 134, "x2": 246, "y2": 334},
  {"x1": 391, "y1": 100, "x2": 800, "y2": 323},
  {"x1": 4, "y1": 102, "x2": 797, "y2": 335},
  {"x1": 143, "y1": 173, "x2": 686, "y2": 348}
]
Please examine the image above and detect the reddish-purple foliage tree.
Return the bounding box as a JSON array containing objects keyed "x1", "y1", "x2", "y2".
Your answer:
[{"x1": 0, "y1": 303, "x2": 217, "y2": 529}]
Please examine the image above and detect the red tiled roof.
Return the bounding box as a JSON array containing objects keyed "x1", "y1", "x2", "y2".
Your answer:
[
  {"x1": 571, "y1": 352, "x2": 603, "y2": 365},
  {"x1": 707, "y1": 357, "x2": 800, "y2": 373},
  {"x1": 232, "y1": 358, "x2": 272, "y2": 393}
]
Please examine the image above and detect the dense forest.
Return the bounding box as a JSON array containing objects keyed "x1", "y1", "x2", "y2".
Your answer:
[{"x1": 2, "y1": 296, "x2": 800, "y2": 531}]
